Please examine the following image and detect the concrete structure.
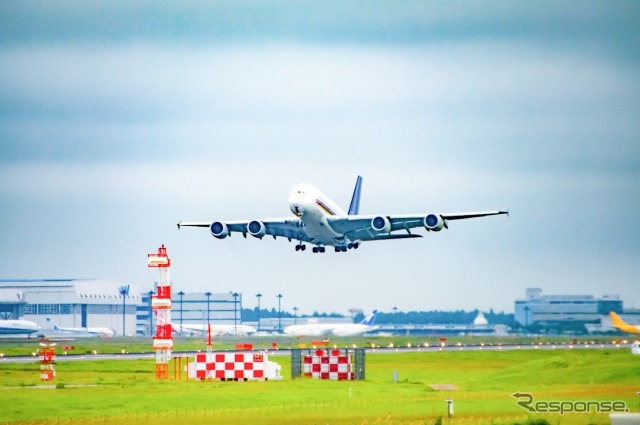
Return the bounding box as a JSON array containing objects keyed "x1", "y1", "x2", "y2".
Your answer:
[
  {"x1": 514, "y1": 288, "x2": 623, "y2": 326},
  {"x1": 0, "y1": 279, "x2": 141, "y2": 336}
]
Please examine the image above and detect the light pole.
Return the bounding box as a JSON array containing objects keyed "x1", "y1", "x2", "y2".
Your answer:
[
  {"x1": 293, "y1": 306, "x2": 298, "y2": 324},
  {"x1": 277, "y1": 293, "x2": 283, "y2": 333},
  {"x1": 148, "y1": 290, "x2": 154, "y2": 336},
  {"x1": 205, "y1": 291, "x2": 212, "y2": 328},
  {"x1": 119, "y1": 285, "x2": 130, "y2": 337},
  {"x1": 178, "y1": 291, "x2": 185, "y2": 335},
  {"x1": 256, "y1": 293, "x2": 262, "y2": 332},
  {"x1": 232, "y1": 292, "x2": 239, "y2": 334}
]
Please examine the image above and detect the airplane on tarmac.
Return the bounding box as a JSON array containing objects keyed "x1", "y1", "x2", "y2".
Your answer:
[
  {"x1": 45, "y1": 317, "x2": 115, "y2": 337},
  {"x1": 609, "y1": 312, "x2": 640, "y2": 335},
  {"x1": 283, "y1": 310, "x2": 379, "y2": 337},
  {"x1": 177, "y1": 176, "x2": 508, "y2": 253},
  {"x1": 0, "y1": 319, "x2": 41, "y2": 335},
  {"x1": 172, "y1": 323, "x2": 257, "y2": 336}
]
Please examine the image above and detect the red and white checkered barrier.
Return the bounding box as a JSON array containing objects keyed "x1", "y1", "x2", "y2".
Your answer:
[
  {"x1": 304, "y1": 349, "x2": 354, "y2": 381},
  {"x1": 188, "y1": 352, "x2": 281, "y2": 381}
]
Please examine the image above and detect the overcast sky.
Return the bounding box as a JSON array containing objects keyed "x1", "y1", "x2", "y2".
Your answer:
[{"x1": 1, "y1": 1, "x2": 638, "y2": 316}]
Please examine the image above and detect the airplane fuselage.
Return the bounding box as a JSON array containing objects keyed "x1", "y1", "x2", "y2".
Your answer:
[
  {"x1": 288, "y1": 183, "x2": 348, "y2": 246},
  {"x1": 175, "y1": 323, "x2": 257, "y2": 336},
  {"x1": 0, "y1": 320, "x2": 41, "y2": 335}
]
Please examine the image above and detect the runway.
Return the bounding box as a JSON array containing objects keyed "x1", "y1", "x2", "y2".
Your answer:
[{"x1": 0, "y1": 342, "x2": 630, "y2": 364}]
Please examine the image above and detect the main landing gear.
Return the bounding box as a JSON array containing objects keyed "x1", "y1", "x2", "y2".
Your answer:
[{"x1": 295, "y1": 242, "x2": 359, "y2": 253}]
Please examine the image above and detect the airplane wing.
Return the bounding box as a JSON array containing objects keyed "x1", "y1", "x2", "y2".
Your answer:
[
  {"x1": 327, "y1": 211, "x2": 508, "y2": 242},
  {"x1": 178, "y1": 218, "x2": 313, "y2": 243}
]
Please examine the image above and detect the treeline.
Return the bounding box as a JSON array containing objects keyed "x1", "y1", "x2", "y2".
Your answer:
[
  {"x1": 354, "y1": 309, "x2": 516, "y2": 327},
  {"x1": 241, "y1": 308, "x2": 515, "y2": 327},
  {"x1": 241, "y1": 308, "x2": 344, "y2": 322}
]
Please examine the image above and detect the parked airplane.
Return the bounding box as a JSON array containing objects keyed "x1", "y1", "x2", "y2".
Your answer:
[
  {"x1": 45, "y1": 317, "x2": 115, "y2": 337},
  {"x1": 609, "y1": 312, "x2": 640, "y2": 335},
  {"x1": 0, "y1": 319, "x2": 41, "y2": 335},
  {"x1": 283, "y1": 310, "x2": 379, "y2": 337},
  {"x1": 172, "y1": 323, "x2": 257, "y2": 336},
  {"x1": 177, "y1": 176, "x2": 508, "y2": 253}
]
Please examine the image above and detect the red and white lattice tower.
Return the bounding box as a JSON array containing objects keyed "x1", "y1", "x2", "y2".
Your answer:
[
  {"x1": 148, "y1": 244, "x2": 172, "y2": 379},
  {"x1": 39, "y1": 342, "x2": 56, "y2": 381}
]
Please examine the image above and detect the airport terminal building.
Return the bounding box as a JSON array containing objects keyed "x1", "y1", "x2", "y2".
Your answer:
[{"x1": 514, "y1": 288, "x2": 623, "y2": 328}]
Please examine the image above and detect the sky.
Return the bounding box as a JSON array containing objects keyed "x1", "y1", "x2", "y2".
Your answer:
[{"x1": 1, "y1": 1, "x2": 639, "y2": 316}]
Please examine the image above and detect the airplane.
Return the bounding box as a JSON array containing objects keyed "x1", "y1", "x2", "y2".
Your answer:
[
  {"x1": 283, "y1": 310, "x2": 379, "y2": 337},
  {"x1": 45, "y1": 317, "x2": 115, "y2": 337},
  {"x1": 609, "y1": 312, "x2": 640, "y2": 335},
  {"x1": 172, "y1": 323, "x2": 257, "y2": 336},
  {"x1": 0, "y1": 319, "x2": 41, "y2": 335},
  {"x1": 177, "y1": 175, "x2": 508, "y2": 253}
]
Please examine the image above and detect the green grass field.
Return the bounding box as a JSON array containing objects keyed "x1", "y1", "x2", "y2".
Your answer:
[{"x1": 1, "y1": 339, "x2": 639, "y2": 425}]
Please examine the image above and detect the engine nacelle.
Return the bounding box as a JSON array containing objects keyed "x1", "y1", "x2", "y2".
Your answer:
[
  {"x1": 371, "y1": 216, "x2": 392, "y2": 233},
  {"x1": 247, "y1": 220, "x2": 267, "y2": 239},
  {"x1": 210, "y1": 221, "x2": 229, "y2": 239},
  {"x1": 424, "y1": 214, "x2": 445, "y2": 231}
]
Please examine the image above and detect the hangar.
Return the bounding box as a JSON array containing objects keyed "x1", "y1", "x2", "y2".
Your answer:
[{"x1": 0, "y1": 279, "x2": 141, "y2": 336}]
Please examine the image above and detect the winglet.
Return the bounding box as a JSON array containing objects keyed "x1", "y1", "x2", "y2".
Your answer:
[{"x1": 348, "y1": 175, "x2": 363, "y2": 215}]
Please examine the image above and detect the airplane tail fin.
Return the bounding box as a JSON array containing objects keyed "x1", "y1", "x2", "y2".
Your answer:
[
  {"x1": 610, "y1": 311, "x2": 629, "y2": 329},
  {"x1": 361, "y1": 310, "x2": 378, "y2": 326},
  {"x1": 45, "y1": 317, "x2": 59, "y2": 330},
  {"x1": 348, "y1": 175, "x2": 363, "y2": 215}
]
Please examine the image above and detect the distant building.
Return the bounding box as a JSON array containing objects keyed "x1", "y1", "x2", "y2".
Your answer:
[
  {"x1": 138, "y1": 290, "x2": 244, "y2": 336},
  {"x1": 0, "y1": 280, "x2": 250, "y2": 337},
  {"x1": 0, "y1": 279, "x2": 141, "y2": 335},
  {"x1": 514, "y1": 288, "x2": 623, "y2": 327}
]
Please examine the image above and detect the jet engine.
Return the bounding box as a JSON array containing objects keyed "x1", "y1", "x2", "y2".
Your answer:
[
  {"x1": 247, "y1": 220, "x2": 267, "y2": 239},
  {"x1": 371, "y1": 216, "x2": 392, "y2": 233},
  {"x1": 424, "y1": 214, "x2": 445, "y2": 231},
  {"x1": 210, "y1": 221, "x2": 229, "y2": 239}
]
